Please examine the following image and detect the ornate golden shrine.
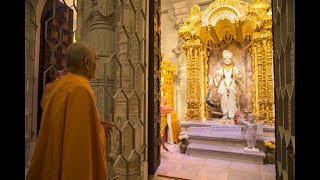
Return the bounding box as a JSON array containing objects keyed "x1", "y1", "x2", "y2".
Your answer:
[{"x1": 178, "y1": 0, "x2": 274, "y2": 124}]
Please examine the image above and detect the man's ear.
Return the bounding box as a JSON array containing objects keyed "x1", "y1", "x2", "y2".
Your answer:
[
  {"x1": 85, "y1": 57, "x2": 90, "y2": 65},
  {"x1": 84, "y1": 57, "x2": 89, "y2": 70}
]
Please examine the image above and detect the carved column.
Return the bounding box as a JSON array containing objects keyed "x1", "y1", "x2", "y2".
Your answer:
[
  {"x1": 85, "y1": 1, "x2": 115, "y2": 120},
  {"x1": 251, "y1": 30, "x2": 274, "y2": 123},
  {"x1": 79, "y1": 1, "x2": 118, "y2": 177},
  {"x1": 183, "y1": 38, "x2": 203, "y2": 120},
  {"x1": 174, "y1": 45, "x2": 187, "y2": 121},
  {"x1": 200, "y1": 48, "x2": 209, "y2": 120},
  {"x1": 172, "y1": 0, "x2": 188, "y2": 28}
]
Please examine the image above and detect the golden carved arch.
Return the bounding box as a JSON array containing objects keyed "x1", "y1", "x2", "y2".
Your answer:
[
  {"x1": 179, "y1": 0, "x2": 274, "y2": 124},
  {"x1": 202, "y1": 0, "x2": 248, "y2": 27}
]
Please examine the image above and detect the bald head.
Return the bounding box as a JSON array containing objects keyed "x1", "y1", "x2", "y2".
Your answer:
[
  {"x1": 66, "y1": 41, "x2": 98, "y2": 80},
  {"x1": 66, "y1": 41, "x2": 94, "y2": 67}
]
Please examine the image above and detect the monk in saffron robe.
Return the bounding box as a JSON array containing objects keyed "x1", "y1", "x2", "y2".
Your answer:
[
  {"x1": 40, "y1": 70, "x2": 63, "y2": 109},
  {"x1": 27, "y1": 42, "x2": 114, "y2": 180}
]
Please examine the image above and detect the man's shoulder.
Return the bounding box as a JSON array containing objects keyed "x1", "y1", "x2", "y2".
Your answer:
[
  {"x1": 68, "y1": 82, "x2": 93, "y2": 95},
  {"x1": 61, "y1": 75, "x2": 89, "y2": 88},
  {"x1": 56, "y1": 74, "x2": 94, "y2": 95}
]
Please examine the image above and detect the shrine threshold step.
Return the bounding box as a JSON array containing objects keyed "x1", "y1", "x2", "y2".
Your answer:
[
  {"x1": 187, "y1": 143, "x2": 265, "y2": 165},
  {"x1": 188, "y1": 135, "x2": 245, "y2": 147},
  {"x1": 188, "y1": 135, "x2": 266, "y2": 150}
]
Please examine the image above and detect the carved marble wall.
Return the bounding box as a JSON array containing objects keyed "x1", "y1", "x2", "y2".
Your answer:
[
  {"x1": 272, "y1": 0, "x2": 295, "y2": 179},
  {"x1": 26, "y1": 0, "x2": 148, "y2": 178},
  {"x1": 77, "y1": 0, "x2": 148, "y2": 179}
]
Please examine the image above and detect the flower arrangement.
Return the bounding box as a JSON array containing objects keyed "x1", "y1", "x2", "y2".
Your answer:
[
  {"x1": 264, "y1": 139, "x2": 276, "y2": 164},
  {"x1": 264, "y1": 139, "x2": 276, "y2": 151}
]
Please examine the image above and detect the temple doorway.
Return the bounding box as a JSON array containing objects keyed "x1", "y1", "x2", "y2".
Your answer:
[
  {"x1": 155, "y1": 0, "x2": 278, "y2": 179},
  {"x1": 25, "y1": 0, "x2": 294, "y2": 179}
]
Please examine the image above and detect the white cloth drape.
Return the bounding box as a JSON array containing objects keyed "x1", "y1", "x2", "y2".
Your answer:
[{"x1": 166, "y1": 113, "x2": 174, "y2": 144}]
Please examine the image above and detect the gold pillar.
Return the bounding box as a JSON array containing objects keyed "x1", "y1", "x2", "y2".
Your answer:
[
  {"x1": 183, "y1": 38, "x2": 204, "y2": 120},
  {"x1": 251, "y1": 30, "x2": 274, "y2": 123},
  {"x1": 200, "y1": 48, "x2": 209, "y2": 120}
]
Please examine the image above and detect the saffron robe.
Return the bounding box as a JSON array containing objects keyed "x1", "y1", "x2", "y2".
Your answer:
[
  {"x1": 40, "y1": 77, "x2": 61, "y2": 109},
  {"x1": 27, "y1": 73, "x2": 107, "y2": 180}
]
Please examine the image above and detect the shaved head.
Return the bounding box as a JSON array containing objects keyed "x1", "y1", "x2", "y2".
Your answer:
[
  {"x1": 66, "y1": 41, "x2": 94, "y2": 67},
  {"x1": 66, "y1": 42, "x2": 98, "y2": 80}
]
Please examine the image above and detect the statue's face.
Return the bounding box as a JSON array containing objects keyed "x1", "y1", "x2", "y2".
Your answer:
[{"x1": 224, "y1": 57, "x2": 232, "y2": 65}]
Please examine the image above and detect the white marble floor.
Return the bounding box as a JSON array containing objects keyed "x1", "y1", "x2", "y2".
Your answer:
[
  {"x1": 26, "y1": 143, "x2": 276, "y2": 180},
  {"x1": 149, "y1": 143, "x2": 276, "y2": 180}
]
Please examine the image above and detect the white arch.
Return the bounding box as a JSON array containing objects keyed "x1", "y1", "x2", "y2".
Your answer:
[{"x1": 31, "y1": 0, "x2": 47, "y2": 138}]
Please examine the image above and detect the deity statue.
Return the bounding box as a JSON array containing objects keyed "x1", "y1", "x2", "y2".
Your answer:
[
  {"x1": 212, "y1": 50, "x2": 242, "y2": 120},
  {"x1": 239, "y1": 113, "x2": 265, "y2": 150}
]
